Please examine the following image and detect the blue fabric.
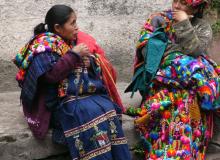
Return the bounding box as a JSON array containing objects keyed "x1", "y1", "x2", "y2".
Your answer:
[
  {"x1": 21, "y1": 52, "x2": 59, "y2": 106},
  {"x1": 66, "y1": 67, "x2": 106, "y2": 97},
  {"x1": 52, "y1": 62, "x2": 131, "y2": 160}
]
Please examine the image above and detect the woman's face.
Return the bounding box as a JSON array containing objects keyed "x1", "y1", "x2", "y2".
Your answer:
[
  {"x1": 55, "y1": 12, "x2": 79, "y2": 41},
  {"x1": 172, "y1": 0, "x2": 194, "y2": 15}
]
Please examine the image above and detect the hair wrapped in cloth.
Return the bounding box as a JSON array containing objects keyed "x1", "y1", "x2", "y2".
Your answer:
[{"x1": 185, "y1": 0, "x2": 209, "y2": 7}]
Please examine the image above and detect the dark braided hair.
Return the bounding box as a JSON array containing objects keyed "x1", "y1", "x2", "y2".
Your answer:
[
  {"x1": 194, "y1": 2, "x2": 207, "y2": 18},
  {"x1": 34, "y1": 5, "x2": 75, "y2": 36}
]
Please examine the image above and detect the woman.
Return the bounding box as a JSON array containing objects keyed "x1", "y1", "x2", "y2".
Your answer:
[
  {"x1": 14, "y1": 5, "x2": 131, "y2": 160},
  {"x1": 126, "y1": 0, "x2": 220, "y2": 159}
]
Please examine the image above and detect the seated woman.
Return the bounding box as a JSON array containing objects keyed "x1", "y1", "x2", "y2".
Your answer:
[
  {"x1": 13, "y1": 5, "x2": 131, "y2": 160},
  {"x1": 126, "y1": 0, "x2": 220, "y2": 159}
]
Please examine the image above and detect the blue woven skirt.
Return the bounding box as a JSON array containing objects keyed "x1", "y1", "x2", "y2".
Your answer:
[{"x1": 54, "y1": 94, "x2": 131, "y2": 160}]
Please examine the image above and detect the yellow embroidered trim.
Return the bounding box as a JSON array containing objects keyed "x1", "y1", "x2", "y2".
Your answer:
[
  {"x1": 111, "y1": 137, "x2": 128, "y2": 145},
  {"x1": 64, "y1": 110, "x2": 117, "y2": 137},
  {"x1": 81, "y1": 143, "x2": 111, "y2": 160},
  {"x1": 73, "y1": 137, "x2": 128, "y2": 160}
]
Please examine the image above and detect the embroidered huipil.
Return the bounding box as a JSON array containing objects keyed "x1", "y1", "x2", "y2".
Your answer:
[{"x1": 14, "y1": 31, "x2": 131, "y2": 160}]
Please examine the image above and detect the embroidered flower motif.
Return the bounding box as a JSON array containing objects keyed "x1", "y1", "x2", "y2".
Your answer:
[
  {"x1": 13, "y1": 32, "x2": 72, "y2": 92},
  {"x1": 35, "y1": 44, "x2": 46, "y2": 54}
]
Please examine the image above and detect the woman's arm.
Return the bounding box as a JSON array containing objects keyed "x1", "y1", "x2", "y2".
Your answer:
[
  {"x1": 41, "y1": 43, "x2": 90, "y2": 83},
  {"x1": 42, "y1": 51, "x2": 80, "y2": 83},
  {"x1": 173, "y1": 18, "x2": 213, "y2": 56}
]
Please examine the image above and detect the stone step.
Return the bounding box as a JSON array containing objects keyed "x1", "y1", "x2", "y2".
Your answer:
[
  {"x1": 1, "y1": 83, "x2": 220, "y2": 160},
  {"x1": 0, "y1": 92, "x2": 20, "y2": 105},
  {"x1": 0, "y1": 83, "x2": 141, "y2": 160}
]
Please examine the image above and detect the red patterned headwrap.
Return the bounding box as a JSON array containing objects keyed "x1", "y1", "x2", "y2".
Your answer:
[{"x1": 185, "y1": 0, "x2": 209, "y2": 7}]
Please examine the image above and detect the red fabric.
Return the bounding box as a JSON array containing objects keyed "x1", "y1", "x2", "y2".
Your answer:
[
  {"x1": 77, "y1": 31, "x2": 124, "y2": 111},
  {"x1": 77, "y1": 31, "x2": 105, "y2": 56},
  {"x1": 185, "y1": 0, "x2": 208, "y2": 7},
  {"x1": 95, "y1": 54, "x2": 125, "y2": 112}
]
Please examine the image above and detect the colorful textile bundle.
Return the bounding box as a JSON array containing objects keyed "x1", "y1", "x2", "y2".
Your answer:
[
  {"x1": 136, "y1": 10, "x2": 175, "y2": 50},
  {"x1": 13, "y1": 32, "x2": 71, "y2": 86},
  {"x1": 126, "y1": 9, "x2": 220, "y2": 159},
  {"x1": 125, "y1": 10, "x2": 175, "y2": 96},
  {"x1": 132, "y1": 87, "x2": 213, "y2": 159},
  {"x1": 156, "y1": 52, "x2": 220, "y2": 110}
]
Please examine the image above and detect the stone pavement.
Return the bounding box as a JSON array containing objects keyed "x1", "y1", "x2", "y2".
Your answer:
[{"x1": 0, "y1": 83, "x2": 220, "y2": 159}]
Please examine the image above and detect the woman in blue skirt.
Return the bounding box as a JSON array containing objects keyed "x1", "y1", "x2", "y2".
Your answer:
[{"x1": 14, "y1": 5, "x2": 131, "y2": 160}]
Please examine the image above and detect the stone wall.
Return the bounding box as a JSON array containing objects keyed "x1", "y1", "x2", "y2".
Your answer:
[
  {"x1": 0, "y1": 0, "x2": 172, "y2": 91},
  {"x1": 0, "y1": 0, "x2": 219, "y2": 92}
]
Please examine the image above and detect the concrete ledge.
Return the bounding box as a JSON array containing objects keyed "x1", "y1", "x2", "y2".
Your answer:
[
  {"x1": 0, "y1": 92, "x2": 66, "y2": 160},
  {"x1": 0, "y1": 83, "x2": 141, "y2": 160}
]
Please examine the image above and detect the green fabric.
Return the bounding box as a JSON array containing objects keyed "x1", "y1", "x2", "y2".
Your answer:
[{"x1": 125, "y1": 28, "x2": 168, "y2": 97}]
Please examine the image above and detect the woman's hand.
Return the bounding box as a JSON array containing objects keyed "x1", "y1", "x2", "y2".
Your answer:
[
  {"x1": 82, "y1": 56, "x2": 91, "y2": 68},
  {"x1": 172, "y1": 10, "x2": 193, "y2": 23},
  {"x1": 72, "y1": 43, "x2": 90, "y2": 57}
]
